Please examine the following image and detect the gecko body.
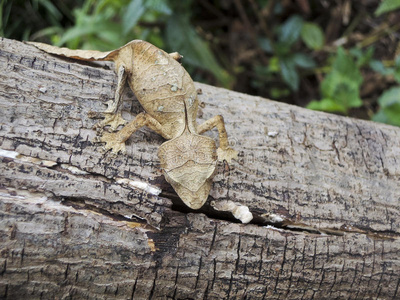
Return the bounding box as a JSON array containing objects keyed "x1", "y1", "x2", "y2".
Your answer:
[{"x1": 28, "y1": 40, "x2": 237, "y2": 209}]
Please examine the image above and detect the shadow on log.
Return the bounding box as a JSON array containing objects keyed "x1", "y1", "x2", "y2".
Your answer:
[{"x1": 1, "y1": 38, "x2": 400, "y2": 299}]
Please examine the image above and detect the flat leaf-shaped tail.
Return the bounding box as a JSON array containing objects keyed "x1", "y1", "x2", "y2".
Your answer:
[
  {"x1": 25, "y1": 41, "x2": 118, "y2": 61},
  {"x1": 158, "y1": 130, "x2": 217, "y2": 209}
]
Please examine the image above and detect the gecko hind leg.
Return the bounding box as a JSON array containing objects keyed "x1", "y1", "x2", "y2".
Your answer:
[
  {"x1": 197, "y1": 115, "x2": 238, "y2": 163},
  {"x1": 100, "y1": 112, "x2": 169, "y2": 154}
]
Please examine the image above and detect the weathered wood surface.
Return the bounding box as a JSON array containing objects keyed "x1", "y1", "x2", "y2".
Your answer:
[{"x1": 0, "y1": 37, "x2": 399, "y2": 299}]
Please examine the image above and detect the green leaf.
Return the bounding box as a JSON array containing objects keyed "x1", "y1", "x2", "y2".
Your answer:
[
  {"x1": 145, "y1": 0, "x2": 172, "y2": 14},
  {"x1": 58, "y1": 16, "x2": 121, "y2": 49},
  {"x1": 122, "y1": 0, "x2": 145, "y2": 35},
  {"x1": 333, "y1": 47, "x2": 363, "y2": 84},
  {"x1": 300, "y1": 22, "x2": 324, "y2": 50},
  {"x1": 280, "y1": 57, "x2": 299, "y2": 91},
  {"x1": 278, "y1": 53, "x2": 315, "y2": 91},
  {"x1": 394, "y1": 69, "x2": 400, "y2": 83},
  {"x1": 351, "y1": 46, "x2": 374, "y2": 67},
  {"x1": 373, "y1": 87, "x2": 400, "y2": 127},
  {"x1": 30, "y1": 26, "x2": 64, "y2": 41},
  {"x1": 279, "y1": 15, "x2": 303, "y2": 47},
  {"x1": 380, "y1": 104, "x2": 400, "y2": 126},
  {"x1": 369, "y1": 60, "x2": 394, "y2": 75},
  {"x1": 38, "y1": 0, "x2": 63, "y2": 24},
  {"x1": 165, "y1": 14, "x2": 233, "y2": 87},
  {"x1": 334, "y1": 81, "x2": 363, "y2": 108},
  {"x1": 58, "y1": 25, "x2": 97, "y2": 46},
  {"x1": 307, "y1": 98, "x2": 347, "y2": 113},
  {"x1": 292, "y1": 53, "x2": 316, "y2": 69},
  {"x1": 372, "y1": 103, "x2": 400, "y2": 126},
  {"x1": 321, "y1": 72, "x2": 362, "y2": 109},
  {"x1": 375, "y1": 0, "x2": 400, "y2": 16},
  {"x1": 311, "y1": 48, "x2": 363, "y2": 114},
  {"x1": 372, "y1": 109, "x2": 390, "y2": 124},
  {"x1": 96, "y1": 23, "x2": 125, "y2": 47},
  {"x1": 258, "y1": 38, "x2": 273, "y2": 53},
  {"x1": 377, "y1": 87, "x2": 400, "y2": 107},
  {"x1": 268, "y1": 56, "x2": 280, "y2": 72}
]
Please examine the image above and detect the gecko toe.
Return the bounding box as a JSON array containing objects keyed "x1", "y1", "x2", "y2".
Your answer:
[
  {"x1": 100, "y1": 133, "x2": 126, "y2": 154},
  {"x1": 217, "y1": 148, "x2": 238, "y2": 163}
]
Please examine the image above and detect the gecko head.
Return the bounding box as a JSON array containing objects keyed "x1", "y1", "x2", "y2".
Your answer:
[{"x1": 158, "y1": 131, "x2": 217, "y2": 209}]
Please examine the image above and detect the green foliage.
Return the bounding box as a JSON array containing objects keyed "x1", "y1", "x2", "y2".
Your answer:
[
  {"x1": 350, "y1": 47, "x2": 375, "y2": 67},
  {"x1": 165, "y1": 13, "x2": 232, "y2": 87},
  {"x1": 369, "y1": 55, "x2": 400, "y2": 126},
  {"x1": 278, "y1": 15, "x2": 303, "y2": 49},
  {"x1": 373, "y1": 87, "x2": 400, "y2": 126},
  {"x1": 308, "y1": 44, "x2": 400, "y2": 127},
  {"x1": 307, "y1": 48, "x2": 363, "y2": 113},
  {"x1": 26, "y1": 0, "x2": 233, "y2": 87},
  {"x1": 164, "y1": 1, "x2": 232, "y2": 87},
  {"x1": 55, "y1": 2, "x2": 124, "y2": 50},
  {"x1": 122, "y1": 0, "x2": 146, "y2": 36},
  {"x1": 375, "y1": 0, "x2": 400, "y2": 16},
  {"x1": 370, "y1": 55, "x2": 400, "y2": 82},
  {"x1": 257, "y1": 15, "x2": 317, "y2": 92},
  {"x1": 1, "y1": 0, "x2": 70, "y2": 41},
  {"x1": 51, "y1": 0, "x2": 167, "y2": 50},
  {"x1": 301, "y1": 22, "x2": 324, "y2": 50}
]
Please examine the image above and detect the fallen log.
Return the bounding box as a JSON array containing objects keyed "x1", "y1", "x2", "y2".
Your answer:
[{"x1": 0, "y1": 37, "x2": 399, "y2": 299}]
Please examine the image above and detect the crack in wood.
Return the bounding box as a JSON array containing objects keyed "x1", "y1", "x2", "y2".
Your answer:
[
  {"x1": 3, "y1": 153, "x2": 400, "y2": 240},
  {"x1": 42, "y1": 174, "x2": 400, "y2": 240}
]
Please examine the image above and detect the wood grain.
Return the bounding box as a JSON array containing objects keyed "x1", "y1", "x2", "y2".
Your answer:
[{"x1": 1, "y1": 37, "x2": 399, "y2": 299}]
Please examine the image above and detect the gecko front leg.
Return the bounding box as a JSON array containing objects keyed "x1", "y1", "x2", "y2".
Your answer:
[
  {"x1": 100, "y1": 112, "x2": 170, "y2": 154},
  {"x1": 91, "y1": 65, "x2": 128, "y2": 131},
  {"x1": 197, "y1": 115, "x2": 238, "y2": 163}
]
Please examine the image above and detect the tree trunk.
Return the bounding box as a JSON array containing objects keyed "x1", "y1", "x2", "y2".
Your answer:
[{"x1": 1, "y1": 37, "x2": 399, "y2": 299}]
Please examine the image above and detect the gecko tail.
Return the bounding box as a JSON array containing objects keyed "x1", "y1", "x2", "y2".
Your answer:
[{"x1": 25, "y1": 41, "x2": 117, "y2": 61}]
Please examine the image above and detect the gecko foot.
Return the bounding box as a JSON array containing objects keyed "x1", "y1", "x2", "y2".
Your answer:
[
  {"x1": 93, "y1": 113, "x2": 127, "y2": 131},
  {"x1": 217, "y1": 147, "x2": 238, "y2": 163},
  {"x1": 99, "y1": 132, "x2": 126, "y2": 154}
]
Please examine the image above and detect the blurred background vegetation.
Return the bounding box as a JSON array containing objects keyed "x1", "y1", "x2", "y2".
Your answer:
[{"x1": 1, "y1": 0, "x2": 400, "y2": 126}]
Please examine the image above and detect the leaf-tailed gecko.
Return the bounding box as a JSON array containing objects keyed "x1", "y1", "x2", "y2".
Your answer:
[{"x1": 27, "y1": 40, "x2": 238, "y2": 209}]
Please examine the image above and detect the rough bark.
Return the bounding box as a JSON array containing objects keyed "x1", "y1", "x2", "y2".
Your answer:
[{"x1": 0, "y1": 37, "x2": 399, "y2": 299}]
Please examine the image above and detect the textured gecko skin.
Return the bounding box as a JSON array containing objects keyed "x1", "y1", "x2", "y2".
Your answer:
[{"x1": 28, "y1": 40, "x2": 237, "y2": 209}]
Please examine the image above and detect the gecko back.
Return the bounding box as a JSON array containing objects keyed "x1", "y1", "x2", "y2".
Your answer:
[
  {"x1": 124, "y1": 41, "x2": 199, "y2": 139},
  {"x1": 28, "y1": 40, "x2": 200, "y2": 140}
]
